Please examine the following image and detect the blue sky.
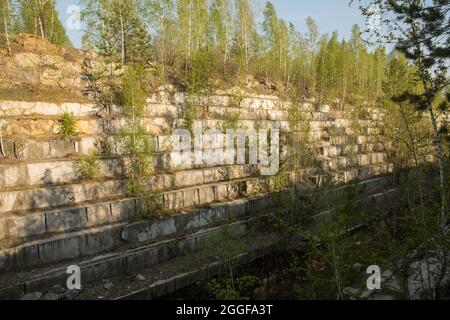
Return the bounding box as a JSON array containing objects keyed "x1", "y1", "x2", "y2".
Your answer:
[{"x1": 56, "y1": 0, "x2": 365, "y2": 49}]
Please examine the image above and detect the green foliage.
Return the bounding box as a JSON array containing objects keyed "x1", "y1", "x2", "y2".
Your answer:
[
  {"x1": 73, "y1": 150, "x2": 100, "y2": 180},
  {"x1": 197, "y1": 223, "x2": 248, "y2": 299},
  {"x1": 81, "y1": 0, "x2": 151, "y2": 64},
  {"x1": 18, "y1": 0, "x2": 71, "y2": 46},
  {"x1": 120, "y1": 63, "x2": 147, "y2": 114},
  {"x1": 58, "y1": 112, "x2": 78, "y2": 140},
  {"x1": 0, "y1": 0, "x2": 19, "y2": 54},
  {"x1": 221, "y1": 110, "x2": 241, "y2": 131},
  {"x1": 76, "y1": 0, "x2": 409, "y2": 105},
  {"x1": 179, "y1": 48, "x2": 217, "y2": 93},
  {"x1": 208, "y1": 275, "x2": 262, "y2": 300},
  {"x1": 285, "y1": 100, "x2": 316, "y2": 171},
  {"x1": 137, "y1": 194, "x2": 164, "y2": 219},
  {"x1": 372, "y1": 168, "x2": 450, "y2": 299},
  {"x1": 118, "y1": 64, "x2": 154, "y2": 194},
  {"x1": 181, "y1": 100, "x2": 203, "y2": 135}
]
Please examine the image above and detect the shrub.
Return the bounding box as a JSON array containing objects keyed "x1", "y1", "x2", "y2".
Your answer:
[
  {"x1": 73, "y1": 150, "x2": 100, "y2": 180},
  {"x1": 58, "y1": 112, "x2": 78, "y2": 140}
]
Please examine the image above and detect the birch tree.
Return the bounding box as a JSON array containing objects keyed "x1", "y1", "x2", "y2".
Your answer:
[
  {"x1": 19, "y1": 0, "x2": 70, "y2": 46},
  {"x1": 235, "y1": 0, "x2": 255, "y2": 74},
  {"x1": 0, "y1": 0, "x2": 18, "y2": 55},
  {"x1": 81, "y1": 0, "x2": 151, "y2": 64}
]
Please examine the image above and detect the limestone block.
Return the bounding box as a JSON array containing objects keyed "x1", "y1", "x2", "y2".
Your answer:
[
  {"x1": 202, "y1": 168, "x2": 221, "y2": 184},
  {"x1": 157, "y1": 135, "x2": 174, "y2": 152},
  {"x1": 0, "y1": 101, "x2": 96, "y2": 117},
  {"x1": 111, "y1": 199, "x2": 135, "y2": 221},
  {"x1": 38, "y1": 234, "x2": 82, "y2": 264},
  {"x1": 75, "y1": 137, "x2": 97, "y2": 154},
  {"x1": 86, "y1": 203, "x2": 112, "y2": 226},
  {"x1": 198, "y1": 186, "x2": 215, "y2": 204},
  {"x1": 322, "y1": 146, "x2": 340, "y2": 157},
  {"x1": 183, "y1": 188, "x2": 199, "y2": 207},
  {"x1": 358, "y1": 154, "x2": 370, "y2": 166},
  {"x1": 184, "y1": 209, "x2": 210, "y2": 230},
  {"x1": 146, "y1": 103, "x2": 178, "y2": 118},
  {"x1": 163, "y1": 191, "x2": 184, "y2": 210},
  {"x1": 80, "y1": 228, "x2": 117, "y2": 256},
  {"x1": 228, "y1": 199, "x2": 248, "y2": 219},
  {"x1": 45, "y1": 207, "x2": 87, "y2": 233},
  {"x1": 215, "y1": 184, "x2": 228, "y2": 201},
  {"x1": 174, "y1": 170, "x2": 204, "y2": 188},
  {"x1": 319, "y1": 105, "x2": 330, "y2": 113},
  {"x1": 0, "y1": 213, "x2": 46, "y2": 239}
]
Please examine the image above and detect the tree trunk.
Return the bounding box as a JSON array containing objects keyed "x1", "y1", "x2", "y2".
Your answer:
[
  {"x1": 119, "y1": 6, "x2": 125, "y2": 65},
  {"x1": 2, "y1": 0, "x2": 11, "y2": 56},
  {"x1": 428, "y1": 104, "x2": 448, "y2": 228},
  {"x1": 36, "y1": 0, "x2": 46, "y2": 39}
]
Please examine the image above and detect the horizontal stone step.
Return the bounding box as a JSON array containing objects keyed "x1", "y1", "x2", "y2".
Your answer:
[
  {"x1": 0, "y1": 115, "x2": 292, "y2": 138},
  {"x1": 0, "y1": 201, "x2": 274, "y2": 271},
  {"x1": 0, "y1": 186, "x2": 275, "y2": 242},
  {"x1": 337, "y1": 164, "x2": 392, "y2": 183},
  {"x1": 0, "y1": 223, "x2": 126, "y2": 272},
  {"x1": 0, "y1": 163, "x2": 271, "y2": 213},
  {"x1": 0, "y1": 174, "x2": 389, "y2": 247},
  {"x1": 0, "y1": 101, "x2": 97, "y2": 117},
  {"x1": 318, "y1": 144, "x2": 383, "y2": 157},
  {"x1": 0, "y1": 214, "x2": 272, "y2": 298},
  {"x1": 320, "y1": 153, "x2": 387, "y2": 171},
  {"x1": 0, "y1": 177, "x2": 394, "y2": 298}
]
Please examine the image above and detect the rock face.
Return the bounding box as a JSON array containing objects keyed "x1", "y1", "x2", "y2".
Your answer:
[
  {"x1": 0, "y1": 34, "x2": 97, "y2": 101},
  {"x1": 0, "y1": 84, "x2": 397, "y2": 300}
]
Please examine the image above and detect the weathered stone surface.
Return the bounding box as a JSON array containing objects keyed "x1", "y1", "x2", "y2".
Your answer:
[
  {"x1": 0, "y1": 101, "x2": 96, "y2": 117},
  {"x1": 0, "y1": 224, "x2": 125, "y2": 271},
  {"x1": 46, "y1": 208, "x2": 87, "y2": 233},
  {"x1": 0, "y1": 213, "x2": 46, "y2": 239}
]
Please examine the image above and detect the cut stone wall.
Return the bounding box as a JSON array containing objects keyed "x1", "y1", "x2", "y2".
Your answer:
[{"x1": 0, "y1": 88, "x2": 394, "y2": 274}]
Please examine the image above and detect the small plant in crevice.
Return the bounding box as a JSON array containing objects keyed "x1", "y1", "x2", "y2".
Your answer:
[
  {"x1": 58, "y1": 112, "x2": 78, "y2": 140},
  {"x1": 73, "y1": 150, "x2": 100, "y2": 180},
  {"x1": 221, "y1": 110, "x2": 241, "y2": 131},
  {"x1": 182, "y1": 100, "x2": 200, "y2": 137},
  {"x1": 136, "y1": 194, "x2": 164, "y2": 220}
]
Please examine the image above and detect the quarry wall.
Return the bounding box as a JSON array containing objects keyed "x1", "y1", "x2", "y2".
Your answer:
[{"x1": 0, "y1": 87, "x2": 394, "y2": 275}]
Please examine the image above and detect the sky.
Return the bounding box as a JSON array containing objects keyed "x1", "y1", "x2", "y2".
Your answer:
[{"x1": 55, "y1": 0, "x2": 366, "y2": 49}]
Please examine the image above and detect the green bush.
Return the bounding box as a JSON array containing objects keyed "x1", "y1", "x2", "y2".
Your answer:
[
  {"x1": 58, "y1": 112, "x2": 78, "y2": 140},
  {"x1": 73, "y1": 150, "x2": 100, "y2": 180},
  {"x1": 180, "y1": 49, "x2": 217, "y2": 93}
]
